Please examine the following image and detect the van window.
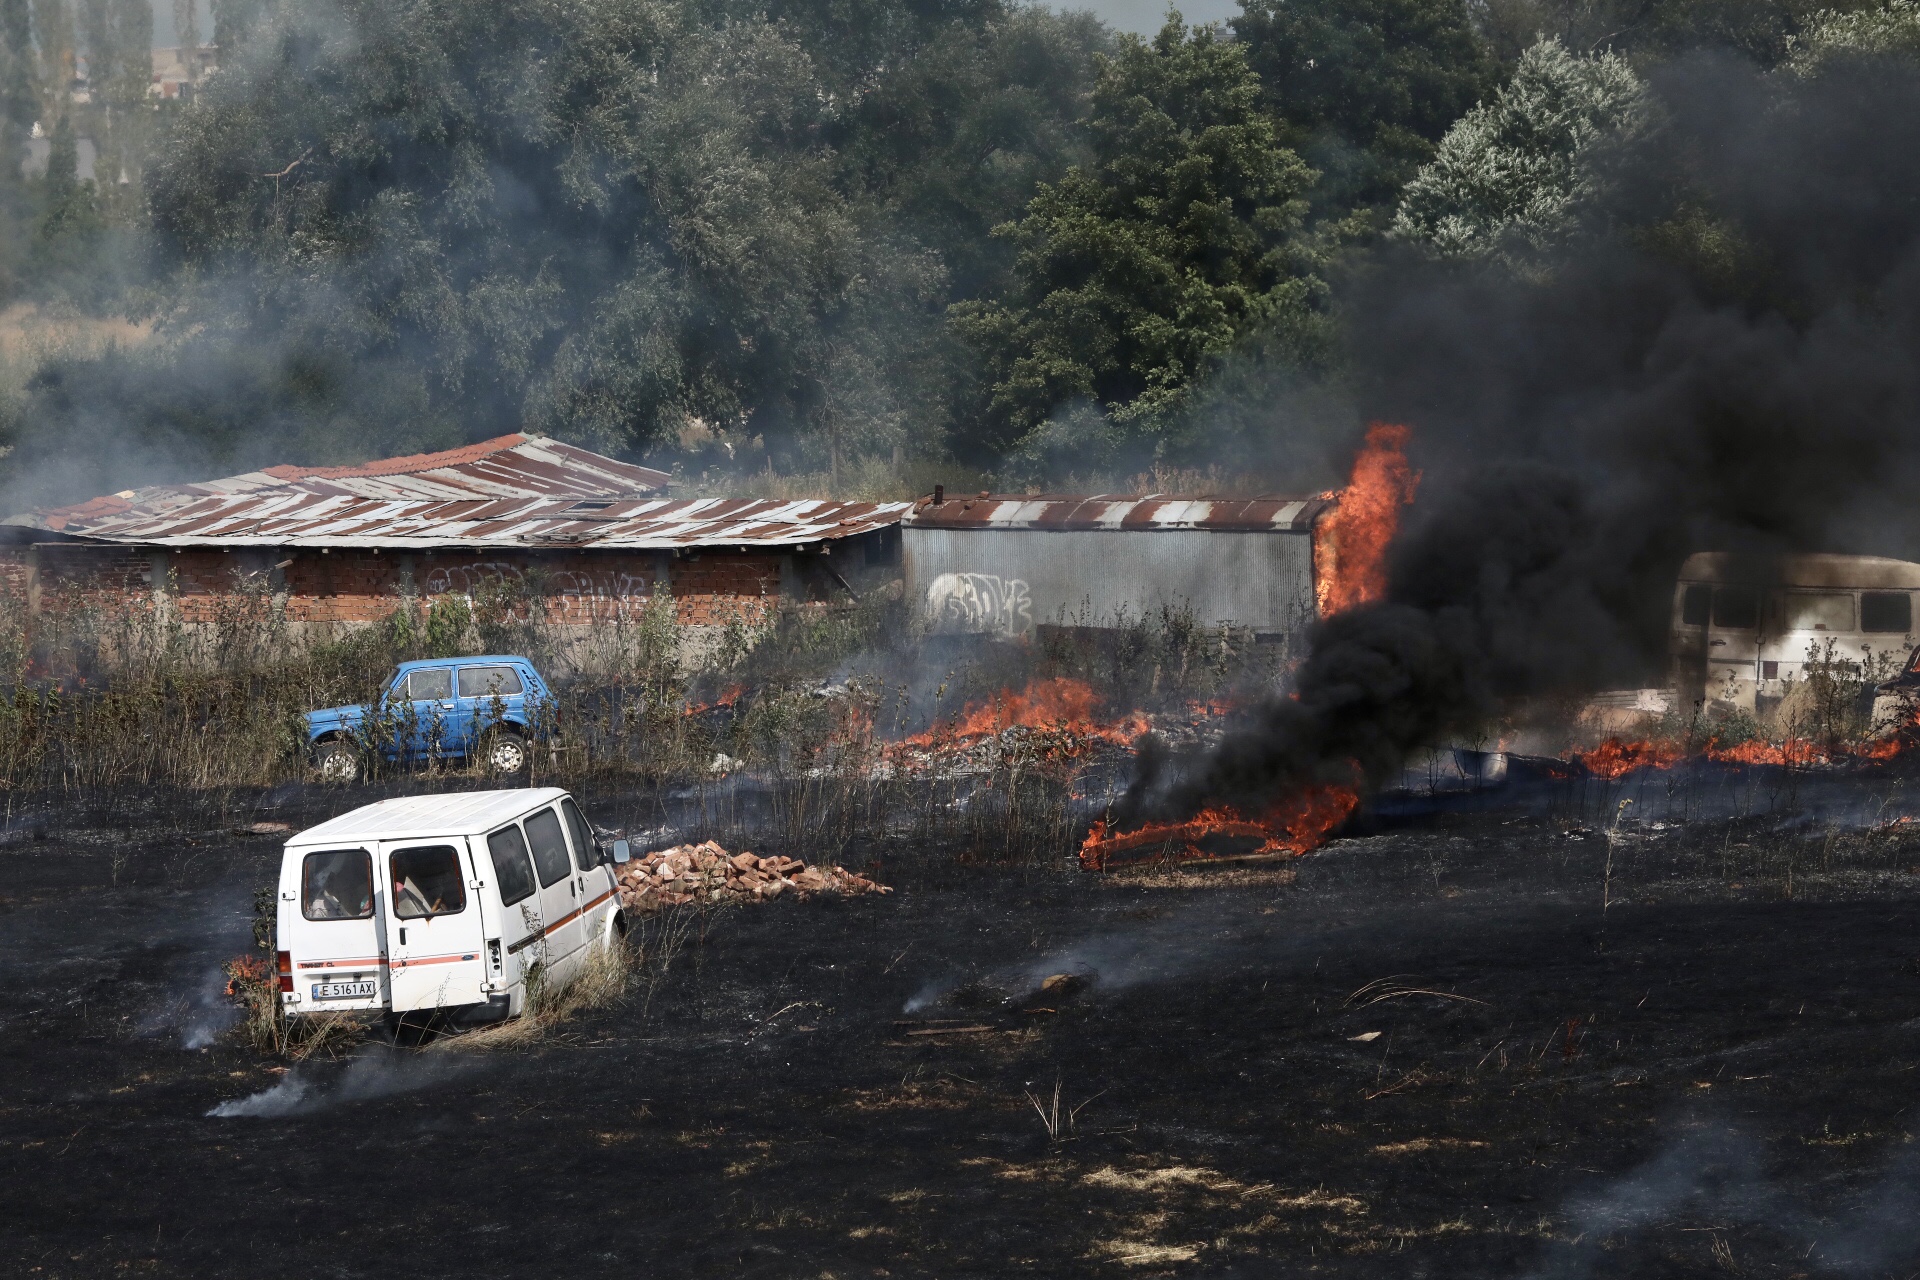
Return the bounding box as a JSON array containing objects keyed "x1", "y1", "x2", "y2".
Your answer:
[
  {"x1": 1680, "y1": 584, "x2": 1710, "y2": 627},
  {"x1": 487, "y1": 826, "x2": 537, "y2": 906},
  {"x1": 1713, "y1": 586, "x2": 1759, "y2": 630},
  {"x1": 458, "y1": 665, "x2": 524, "y2": 697},
  {"x1": 562, "y1": 797, "x2": 596, "y2": 871},
  {"x1": 1863, "y1": 592, "x2": 1913, "y2": 633},
  {"x1": 303, "y1": 849, "x2": 373, "y2": 921},
  {"x1": 390, "y1": 846, "x2": 467, "y2": 919},
  {"x1": 1778, "y1": 592, "x2": 1854, "y2": 632},
  {"x1": 525, "y1": 809, "x2": 572, "y2": 887},
  {"x1": 405, "y1": 668, "x2": 452, "y2": 700}
]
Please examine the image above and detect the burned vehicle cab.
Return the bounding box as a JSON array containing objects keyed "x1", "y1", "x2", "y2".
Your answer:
[
  {"x1": 1670, "y1": 553, "x2": 1920, "y2": 717},
  {"x1": 306, "y1": 655, "x2": 554, "y2": 783},
  {"x1": 275, "y1": 788, "x2": 622, "y2": 1027}
]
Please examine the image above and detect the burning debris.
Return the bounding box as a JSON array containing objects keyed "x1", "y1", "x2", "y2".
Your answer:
[
  {"x1": 1079, "y1": 785, "x2": 1361, "y2": 870},
  {"x1": 614, "y1": 841, "x2": 892, "y2": 913},
  {"x1": 1086, "y1": 425, "x2": 1422, "y2": 866},
  {"x1": 876, "y1": 677, "x2": 1152, "y2": 777},
  {"x1": 1313, "y1": 422, "x2": 1422, "y2": 618}
]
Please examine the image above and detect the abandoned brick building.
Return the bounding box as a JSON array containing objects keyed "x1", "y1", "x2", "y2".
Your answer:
[{"x1": 0, "y1": 435, "x2": 909, "y2": 650}]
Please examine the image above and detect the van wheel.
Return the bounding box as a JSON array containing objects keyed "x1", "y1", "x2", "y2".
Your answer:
[
  {"x1": 481, "y1": 729, "x2": 529, "y2": 777},
  {"x1": 313, "y1": 740, "x2": 362, "y2": 784}
]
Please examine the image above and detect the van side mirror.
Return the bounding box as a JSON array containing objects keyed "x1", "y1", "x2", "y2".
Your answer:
[{"x1": 612, "y1": 839, "x2": 630, "y2": 865}]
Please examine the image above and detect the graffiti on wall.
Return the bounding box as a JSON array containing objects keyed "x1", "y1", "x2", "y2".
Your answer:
[
  {"x1": 421, "y1": 562, "x2": 657, "y2": 620},
  {"x1": 925, "y1": 572, "x2": 1033, "y2": 636}
]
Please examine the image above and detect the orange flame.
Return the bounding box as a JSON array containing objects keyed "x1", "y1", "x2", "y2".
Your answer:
[
  {"x1": 1576, "y1": 738, "x2": 1687, "y2": 778},
  {"x1": 684, "y1": 684, "x2": 744, "y2": 716},
  {"x1": 902, "y1": 677, "x2": 1150, "y2": 749},
  {"x1": 1079, "y1": 783, "x2": 1360, "y2": 871},
  {"x1": 1571, "y1": 732, "x2": 1912, "y2": 775},
  {"x1": 1315, "y1": 422, "x2": 1421, "y2": 617}
]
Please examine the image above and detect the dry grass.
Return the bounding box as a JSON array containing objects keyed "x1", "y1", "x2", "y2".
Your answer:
[
  {"x1": 224, "y1": 955, "x2": 369, "y2": 1060},
  {"x1": 440, "y1": 935, "x2": 635, "y2": 1051}
]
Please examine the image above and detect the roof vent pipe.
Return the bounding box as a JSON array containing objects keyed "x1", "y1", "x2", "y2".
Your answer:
[{"x1": 933, "y1": 484, "x2": 944, "y2": 506}]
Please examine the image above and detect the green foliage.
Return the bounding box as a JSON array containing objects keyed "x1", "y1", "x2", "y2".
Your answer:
[
  {"x1": 34, "y1": 115, "x2": 101, "y2": 268},
  {"x1": 950, "y1": 15, "x2": 1324, "y2": 471},
  {"x1": 1477, "y1": 0, "x2": 1850, "y2": 66},
  {"x1": 2, "y1": 0, "x2": 1108, "y2": 498},
  {"x1": 1231, "y1": 0, "x2": 1498, "y2": 216},
  {"x1": 1785, "y1": 0, "x2": 1920, "y2": 74},
  {"x1": 1391, "y1": 38, "x2": 1652, "y2": 263}
]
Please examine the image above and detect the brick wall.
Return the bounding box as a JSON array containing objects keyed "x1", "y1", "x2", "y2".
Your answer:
[
  {"x1": 0, "y1": 546, "x2": 30, "y2": 602},
  {"x1": 280, "y1": 551, "x2": 403, "y2": 624},
  {"x1": 14, "y1": 544, "x2": 793, "y2": 631},
  {"x1": 669, "y1": 554, "x2": 779, "y2": 625},
  {"x1": 32, "y1": 544, "x2": 154, "y2": 617}
]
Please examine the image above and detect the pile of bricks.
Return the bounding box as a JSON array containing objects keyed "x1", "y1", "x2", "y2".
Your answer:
[{"x1": 614, "y1": 840, "x2": 892, "y2": 913}]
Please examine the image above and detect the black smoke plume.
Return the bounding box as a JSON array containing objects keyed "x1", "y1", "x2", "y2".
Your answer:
[{"x1": 1121, "y1": 49, "x2": 1920, "y2": 823}]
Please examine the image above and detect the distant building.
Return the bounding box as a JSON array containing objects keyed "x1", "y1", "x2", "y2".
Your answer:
[
  {"x1": 0, "y1": 435, "x2": 906, "y2": 658},
  {"x1": 149, "y1": 45, "x2": 218, "y2": 100},
  {"x1": 902, "y1": 492, "x2": 1333, "y2": 647}
]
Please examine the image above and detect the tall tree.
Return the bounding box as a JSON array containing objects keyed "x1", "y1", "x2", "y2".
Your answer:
[
  {"x1": 950, "y1": 14, "x2": 1322, "y2": 466},
  {"x1": 1230, "y1": 0, "x2": 1498, "y2": 218},
  {"x1": 101, "y1": 0, "x2": 151, "y2": 190},
  {"x1": 1391, "y1": 38, "x2": 1651, "y2": 263},
  {"x1": 30, "y1": 0, "x2": 71, "y2": 126},
  {"x1": 0, "y1": 0, "x2": 36, "y2": 163}
]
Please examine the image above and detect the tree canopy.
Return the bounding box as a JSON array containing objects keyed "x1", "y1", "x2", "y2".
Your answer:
[
  {"x1": 2, "y1": 0, "x2": 1920, "y2": 505},
  {"x1": 951, "y1": 15, "x2": 1322, "y2": 470},
  {"x1": 1230, "y1": 0, "x2": 1497, "y2": 216}
]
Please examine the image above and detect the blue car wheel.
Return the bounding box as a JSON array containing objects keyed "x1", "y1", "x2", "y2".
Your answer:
[{"x1": 313, "y1": 739, "x2": 362, "y2": 784}]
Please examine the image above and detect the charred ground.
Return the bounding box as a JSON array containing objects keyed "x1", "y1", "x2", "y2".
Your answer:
[{"x1": 6, "y1": 773, "x2": 1920, "y2": 1278}]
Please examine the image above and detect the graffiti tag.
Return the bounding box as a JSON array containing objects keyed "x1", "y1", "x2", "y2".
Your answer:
[{"x1": 925, "y1": 572, "x2": 1033, "y2": 636}]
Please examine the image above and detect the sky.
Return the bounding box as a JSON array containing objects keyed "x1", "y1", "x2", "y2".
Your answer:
[
  {"x1": 147, "y1": 0, "x2": 1239, "y2": 48},
  {"x1": 1060, "y1": 0, "x2": 1239, "y2": 33}
]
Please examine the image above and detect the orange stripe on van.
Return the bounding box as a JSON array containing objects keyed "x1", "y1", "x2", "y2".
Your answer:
[
  {"x1": 503, "y1": 886, "x2": 618, "y2": 955},
  {"x1": 298, "y1": 957, "x2": 387, "y2": 970},
  {"x1": 391, "y1": 952, "x2": 479, "y2": 972}
]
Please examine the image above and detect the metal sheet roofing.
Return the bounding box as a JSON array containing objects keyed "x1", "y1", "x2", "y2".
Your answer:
[
  {"x1": 16, "y1": 493, "x2": 910, "y2": 550},
  {"x1": 11, "y1": 434, "x2": 672, "y2": 533},
  {"x1": 902, "y1": 493, "x2": 1334, "y2": 532}
]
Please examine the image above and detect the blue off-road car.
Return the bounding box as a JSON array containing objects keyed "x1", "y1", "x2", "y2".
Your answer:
[{"x1": 306, "y1": 656, "x2": 556, "y2": 783}]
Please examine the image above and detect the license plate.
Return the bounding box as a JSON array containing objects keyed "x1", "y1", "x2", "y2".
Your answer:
[{"x1": 311, "y1": 980, "x2": 377, "y2": 1000}]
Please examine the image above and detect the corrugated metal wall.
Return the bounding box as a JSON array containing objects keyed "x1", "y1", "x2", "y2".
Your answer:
[{"x1": 903, "y1": 527, "x2": 1316, "y2": 638}]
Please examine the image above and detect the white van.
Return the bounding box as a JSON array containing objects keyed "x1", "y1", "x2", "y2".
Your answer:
[
  {"x1": 274, "y1": 788, "x2": 625, "y2": 1027},
  {"x1": 1670, "y1": 552, "x2": 1920, "y2": 716}
]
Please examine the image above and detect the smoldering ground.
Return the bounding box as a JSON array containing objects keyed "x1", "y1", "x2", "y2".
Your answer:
[
  {"x1": 17, "y1": 783, "x2": 1920, "y2": 1276},
  {"x1": 1122, "y1": 49, "x2": 1920, "y2": 826},
  {"x1": 207, "y1": 1045, "x2": 475, "y2": 1117}
]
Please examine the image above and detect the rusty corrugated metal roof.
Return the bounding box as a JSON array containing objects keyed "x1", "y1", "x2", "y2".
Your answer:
[
  {"x1": 11, "y1": 434, "x2": 673, "y2": 533},
  {"x1": 15, "y1": 493, "x2": 908, "y2": 550},
  {"x1": 901, "y1": 493, "x2": 1334, "y2": 531}
]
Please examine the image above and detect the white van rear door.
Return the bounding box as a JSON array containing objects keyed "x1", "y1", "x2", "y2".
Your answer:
[
  {"x1": 383, "y1": 839, "x2": 487, "y2": 1014},
  {"x1": 285, "y1": 845, "x2": 386, "y2": 1013}
]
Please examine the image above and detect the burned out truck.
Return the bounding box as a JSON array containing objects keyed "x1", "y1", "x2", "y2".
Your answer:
[{"x1": 1669, "y1": 552, "x2": 1920, "y2": 719}]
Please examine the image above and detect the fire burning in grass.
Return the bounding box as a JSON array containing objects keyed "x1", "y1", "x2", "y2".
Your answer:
[
  {"x1": 893, "y1": 677, "x2": 1151, "y2": 759},
  {"x1": 1575, "y1": 730, "x2": 1906, "y2": 777},
  {"x1": 1079, "y1": 782, "x2": 1360, "y2": 870}
]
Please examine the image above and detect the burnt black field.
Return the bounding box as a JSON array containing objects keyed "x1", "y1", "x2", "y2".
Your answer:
[{"x1": 8, "y1": 771, "x2": 1920, "y2": 1279}]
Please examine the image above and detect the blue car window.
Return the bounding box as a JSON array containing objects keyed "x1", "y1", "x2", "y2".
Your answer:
[
  {"x1": 457, "y1": 665, "x2": 524, "y2": 698},
  {"x1": 405, "y1": 668, "x2": 452, "y2": 700}
]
